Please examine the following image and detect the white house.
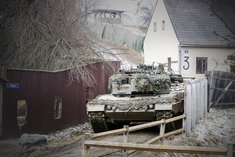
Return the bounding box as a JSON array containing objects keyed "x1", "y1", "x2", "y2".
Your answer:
[{"x1": 144, "y1": 0, "x2": 235, "y2": 78}]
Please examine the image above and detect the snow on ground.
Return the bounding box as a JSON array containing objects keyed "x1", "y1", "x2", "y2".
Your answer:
[
  {"x1": 192, "y1": 108, "x2": 235, "y2": 146},
  {"x1": 47, "y1": 123, "x2": 92, "y2": 141},
  {"x1": 147, "y1": 107, "x2": 235, "y2": 157},
  {"x1": 0, "y1": 123, "x2": 92, "y2": 157}
]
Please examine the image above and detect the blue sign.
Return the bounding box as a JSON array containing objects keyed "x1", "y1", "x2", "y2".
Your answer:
[{"x1": 6, "y1": 83, "x2": 20, "y2": 89}]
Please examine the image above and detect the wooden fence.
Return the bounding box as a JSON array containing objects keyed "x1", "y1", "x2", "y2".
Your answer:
[
  {"x1": 206, "y1": 70, "x2": 235, "y2": 107},
  {"x1": 184, "y1": 79, "x2": 208, "y2": 136},
  {"x1": 83, "y1": 115, "x2": 186, "y2": 157}
]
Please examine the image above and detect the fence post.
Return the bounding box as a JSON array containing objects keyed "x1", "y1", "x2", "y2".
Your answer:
[
  {"x1": 227, "y1": 144, "x2": 234, "y2": 157},
  {"x1": 196, "y1": 81, "x2": 201, "y2": 123},
  {"x1": 205, "y1": 79, "x2": 209, "y2": 113},
  {"x1": 184, "y1": 82, "x2": 192, "y2": 136},
  {"x1": 123, "y1": 125, "x2": 129, "y2": 157},
  {"x1": 191, "y1": 82, "x2": 196, "y2": 130},
  {"x1": 182, "y1": 116, "x2": 186, "y2": 138},
  {"x1": 199, "y1": 80, "x2": 204, "y2": 120},
  {"x1": 82, "y1": 133, "x2": 91, "y2": 157},
  {"x1": 160, "y1": 120, "x2": 166, "y2": 143},
  {"x1": 203, "y1": 79, "x2": 207, "y2": 116}
]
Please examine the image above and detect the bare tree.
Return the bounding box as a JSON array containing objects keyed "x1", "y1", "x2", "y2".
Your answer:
[
  {"x1": 137, "y1": 0, "x2": 156, "y2": 27},
  {"x1": 0, "y1": 0, "x2": 114, "y2": 85}
]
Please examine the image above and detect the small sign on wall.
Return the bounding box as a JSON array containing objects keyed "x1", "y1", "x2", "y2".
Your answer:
[
  {"x1": 182, "y1": 50, "x2": 190, "y2": 70},
  {"x1": 6, "y1": 83, "x2": 20, "y2": 89}
]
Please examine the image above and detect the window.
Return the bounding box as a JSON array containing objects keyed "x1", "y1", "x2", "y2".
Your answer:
[
  {"x1": 54, "y1": 96, "x2": 62, "y2": 119},
  {"x1": 196, "y1": 57, "x2": 208, "y2": 74},
  {"x1": 153, "y1": 22, "x2": 157, "y2": 32},
  {"x1": 162, "y1": 20, "x2": 165, "y2": 30},
  {"x1": 17, "y1": 100, "x2": 27, "y2": 129},
  {"x1": 121, "y1": 78, "x2": 130, "y2": 85}
]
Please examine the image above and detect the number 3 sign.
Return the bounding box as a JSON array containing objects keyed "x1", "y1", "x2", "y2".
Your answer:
[{"x1": 183, "y1": 50, "x2": 189, "y2": 70}]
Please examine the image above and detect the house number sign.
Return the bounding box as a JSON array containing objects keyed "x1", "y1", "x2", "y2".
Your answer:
[{"x1": 183, "y1": 50, "x2": 189, "y2": 70}]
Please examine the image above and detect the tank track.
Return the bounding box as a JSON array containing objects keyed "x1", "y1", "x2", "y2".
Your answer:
[{"x1": 89, "y1": 112, "x2": 108, "y2": 133}]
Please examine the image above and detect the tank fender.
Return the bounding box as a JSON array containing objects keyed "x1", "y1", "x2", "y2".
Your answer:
[
  {"x1": 87, "y1": 105, "x2": 105, "y2": 112},
  {"x1": 154, "y1": 104, "x2": 172, "y2": 110}
]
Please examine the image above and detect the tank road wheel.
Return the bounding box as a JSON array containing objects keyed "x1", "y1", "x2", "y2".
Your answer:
[{"x1": 160, "y1": 82, "x2": 171, "y2": 94}]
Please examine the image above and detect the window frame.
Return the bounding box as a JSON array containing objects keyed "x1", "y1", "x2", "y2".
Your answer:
[
  {"x1": 162, "y1": 20, "x2": 165, "y2": 31},
  {"x1": 54, "y1": 96, "x2": 62, "y2": 119},
  {"x1": 196, "y1": 57, "x2": 208, "y2": 74},
  {"x1": 17, "y1": 99, "x2": 27, "y2": 128},
  {"x1": 153, "y1": 22, "x2": 157, "y2": 32}
]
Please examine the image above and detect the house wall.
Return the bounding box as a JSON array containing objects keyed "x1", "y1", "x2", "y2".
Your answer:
[
  {"x1": 143, "y1": 0, "x2": 179, "y2": 72},
  {"x1": 2, "y1": 62, "x2": 120, "y2": 137},
  {"x1": 180, "y1": 47, "x2": 235, "y2": 78}
]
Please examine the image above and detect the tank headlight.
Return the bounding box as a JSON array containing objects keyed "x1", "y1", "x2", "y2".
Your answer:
[
  {"x1": 106, "y1": 105, "x2": 112, "y2": 110},
  {"x1": 148, "y1": 104, "x2": 154, "y2": 109},
  {"x1": 112, "y1": 106, "x2": 116, "y2": 111},
  {"x1": 143, "y1": 106, "x2": 147, "y2": 110}
]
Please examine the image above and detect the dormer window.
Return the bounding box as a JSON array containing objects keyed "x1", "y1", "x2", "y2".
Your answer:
[
  {"x1": 162, "y1": 20, "x2": 165, "y2": 31},
  {"x1": 153, "y1": 22, "x2": 157, "y2": 32}
]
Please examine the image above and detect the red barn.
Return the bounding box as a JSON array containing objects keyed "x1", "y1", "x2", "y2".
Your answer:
[{"x1": 2, "y1": 62, "x2": 120, "y2": 137}]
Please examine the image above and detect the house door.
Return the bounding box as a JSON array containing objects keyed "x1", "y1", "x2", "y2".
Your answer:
[{"x1": 0, "y1": 83, "x2": 2, "y2": 136}]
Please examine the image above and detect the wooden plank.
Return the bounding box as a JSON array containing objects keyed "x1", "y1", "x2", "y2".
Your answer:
[
  {"x1": 204, "y1": 79, "x2": 208, "y2": 115},
  {"x1": 127, "y1": 128, "x2": 185, "y2": 155},
  {"x1": 184, "y1": 83, "x2": 192, "y2": 136},
  {"x1": 227, "y1": 144, "x2": 235, "y2": 157},
  {"x1": 91, "y1": 119, "x2": 165, "y2": 138},
  {"x1": 82, "y1": 133, "x2": 92, "y2": 157},
  {"x1": 165, "y1": 115, "x2": 186, "y2": 123},
  {"x1": 123, "y1": 125, "x2": 129, "y2": 157},
  {"x1": 216, "y1": 103, "x2": 235, "y2": 105},
  {"x1": 200, "y1": 80, "x2": 205, "y2": 119},
  {"x1": 145, "y1": 128, "x2": 185, "y2": 144},
  {"x1": 85, "y1": 141, "x2": 227, "y2": 155},
  {"x1": 196, "y1": 81, "x2": 200, "y2": 123},
  {"x1": 191, "y1": 83, "x2": 197, "y2": 130},
  {"x1": 211, "y1": 87, "x2": 235, "y2": 92},
  {"x1": 92, "y1": 115, "x2": 186, "y2": 139},
  {"x1": 159, "y1": 122, "x2": 166, "y2": 143},
  {"x1": 212, "y1": 77, "x2": 235, "y2": 82}
]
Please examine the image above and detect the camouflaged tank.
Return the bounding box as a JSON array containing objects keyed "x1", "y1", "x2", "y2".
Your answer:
[{"x1": 87, "y1": 64, "x2": 184, "y2": 133}]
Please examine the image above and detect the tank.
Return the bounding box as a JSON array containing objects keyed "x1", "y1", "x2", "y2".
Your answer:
[{"x1": 86, "y1": 64, "x2": 184, "y2": 133}]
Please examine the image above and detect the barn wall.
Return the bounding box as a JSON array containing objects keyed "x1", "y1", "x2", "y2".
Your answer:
[
  {"x1": 0, "y1": 82, "x2": 2, "y2": 136},
  {"x1": 2, "y1": 62, "x2": 120, "y2": 137}
]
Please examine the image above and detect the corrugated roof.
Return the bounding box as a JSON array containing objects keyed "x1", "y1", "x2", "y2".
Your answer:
[{"x1": 164, "y1": 0, "x2": 235, "y2": 47}]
